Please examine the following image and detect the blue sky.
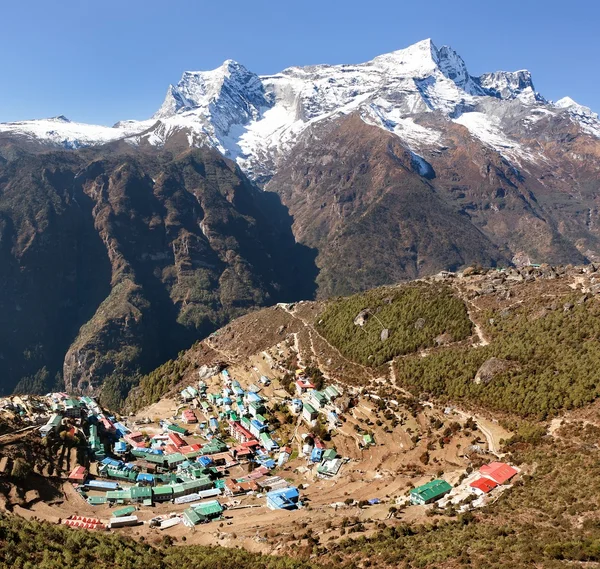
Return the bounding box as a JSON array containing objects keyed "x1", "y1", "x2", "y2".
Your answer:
[{"x1": 2, "y1": 0, "x2": 598, "y2": 125}]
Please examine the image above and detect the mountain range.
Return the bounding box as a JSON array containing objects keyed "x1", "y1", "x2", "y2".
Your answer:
[{"x1": 1, "y1": 38, "x2": 599, "y2": 397}]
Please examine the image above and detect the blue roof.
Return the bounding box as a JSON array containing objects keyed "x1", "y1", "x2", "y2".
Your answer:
[
  {"x1": 198, "y1": 456, "x2": 213, "y2": 466},
  {"x1": 311, "y1": 447, "x2": 324, "y2": 462},
  {"x1": 101, "y1": 457, "x2": 123, "y2": 467},
  {"x1": 267, "y1": 486, "x2": 300, "y2": 507},
  {"x1": 85, "y1": 479, "x2": 119, "y2": 490},
  {"x1": 246, "y1": 392, "x2": 262, "y2": 403},
  {"x1": 279, "y1": 487, "x2": 299, "y2": 499},
  {"x1": 114, "y1": 441, "x2": 128, "y2": 451},
  {"x1": 137, "y1": 473, "x2": 155, "y2": 483}
]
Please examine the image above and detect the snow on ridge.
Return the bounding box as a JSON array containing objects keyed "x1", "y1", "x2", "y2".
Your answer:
[
  {"x1": 0, "y1": 117, "x2": 136, "y2": 148},
  {"x1": 1, "y1": 38, "x2": 597, "y2": 174},
  {"x1": 554, "y1": 96, "x2": 600, "y2": 137}
]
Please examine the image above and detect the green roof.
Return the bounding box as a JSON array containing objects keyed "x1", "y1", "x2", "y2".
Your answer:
[
  {"x1": 167, "y1": 424, "x2": 187, "y2": 435},
  {"x1": 183, "y1": 508, "x2": 207, "y2": 526},
  {"x1": 311, "y1": 391, "x2": 327, "y2": 403},
  {"x1": 323, "y1": 448, "x2": 337, "y2": 460},
  {"x1": 411, "y1": 479, "x2": 452, "y2": 503},
  {"x1": 152, "y1": 486, "x2": 173, "y2": 496},
  {"x1": 142, "y1": 453, "x2": 165, "y2": 464},
  {"x1": 166, "y1": 453, "x2": 186, "y2": 465},
  {"x1": 130, "y1": 486, "x2": 153, "y2": 499},
  {"x1": 201, "y1": 439, "x2": 228, "y2": 454},
  {"x1": 324, "y1": 386, "x2": 340, "y2": 399},
  {"x1": 183, "y1": 449, "x2": 202, "y2": 459},
  {"x1": 363, "y1": 434, "x2": 375, "y2": 445},
  {"x1": 106, "y1": 489, "x2": 132, "y2": 501},
  {"x1": 113, "y1": 506, "x2": 136, "y2": 517},
  {"x1": 194, "y1": 499, "x2": 223, "y2": 517},
  {"x1": 105, "y1": 467, "x2": 138, "y2": 481},
  {"x1": 87, "y1": 496, "x2": 107, "y2": 505},
  {"x1": 303, "y1": 402, "x2": 316, "y2": 415}
]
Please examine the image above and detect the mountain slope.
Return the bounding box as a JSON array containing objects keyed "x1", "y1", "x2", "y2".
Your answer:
[
  {"x1": 0, "y1": 146, "x2": 317, "y2": 396},
  {"x1": 266, "y1": 114, "x2": 509, "y2": 296}
]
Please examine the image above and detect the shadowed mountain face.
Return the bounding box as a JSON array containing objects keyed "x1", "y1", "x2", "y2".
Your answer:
[{"x1": 0, "y1": 146, "x2": 317, "y2": 396}]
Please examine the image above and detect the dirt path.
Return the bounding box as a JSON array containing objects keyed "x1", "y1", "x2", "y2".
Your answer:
[
  {"x1": 451, "y1": 407, "x2": 510, "y2": 456},
  {"x1": 472, "y1": 322, "x2": 489, "y2": 347},
  {"x1": 279, "y1": 303, "x2": 376, "y2": 383}
]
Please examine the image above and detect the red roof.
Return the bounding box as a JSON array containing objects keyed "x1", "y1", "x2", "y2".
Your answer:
[
  {"x1": 168, "y1": 432, "x2": 186, "y2": 447},
  {"x1": 229, "y1": 421, "x2": 256, "y2": 441},
  {"x1": 182, "y1": 410, "x2": 197, "y2": 422},
  {"x1": 68, "y1": 466, "x2": 87, "y2": 481},
  {"x1": 479, "y1": 462, "x2": 518, "y2": 485},
  {"x1": 470, "y1": 477, "x2": 498, "y2": 493},
  {"x1": 180, "y1": 444, "x2": 202, "y2": 455},
  {"x1": 100, "y1": 418, "x2": 115, "y2": 431}
]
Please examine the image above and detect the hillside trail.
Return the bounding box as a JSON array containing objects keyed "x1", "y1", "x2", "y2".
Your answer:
[{"x1": 278, "y1": 303, "x2": 379, "y2": 385}]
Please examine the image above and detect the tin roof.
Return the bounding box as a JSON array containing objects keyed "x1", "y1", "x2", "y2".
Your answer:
[
  {"x1": 411, "y1": 479, "x2": 452, "y2": 502},
  {"x1": 470, "y1": 477, "x2": 498, "y2": 493},
  {"x1": 479, "y1": 462, "x2": 518, "y2": 485}
]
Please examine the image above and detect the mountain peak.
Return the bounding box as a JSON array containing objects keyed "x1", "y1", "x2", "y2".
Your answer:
[
  {"x1": 154, "y1": 59, "x2": 265, "y2": 120},
  {"x1": 555, "y1": 96, "x2": 597, "y2": 118},
  {"x1": 371, "y1": 38, "x2": 440, "y2": 76}
]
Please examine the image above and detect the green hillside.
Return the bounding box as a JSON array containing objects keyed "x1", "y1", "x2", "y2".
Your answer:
[{"x1": 317, "y1": 282, "x2": 472, "y2": 367}]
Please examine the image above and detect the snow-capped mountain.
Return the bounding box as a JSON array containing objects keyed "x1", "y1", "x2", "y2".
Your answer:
[{"x1": 1, "y1": 39, "x2": 598, "y2": 178}]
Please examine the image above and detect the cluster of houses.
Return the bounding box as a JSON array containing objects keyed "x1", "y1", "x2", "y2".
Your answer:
[
  {"x1": 293, "y1": 376, "x2": 350, "y2": 428},
  {"x1": 3, "y1": 368, "x2": 357, "y2": 530},
  {"x1": 410, "y1": 461, "x2": 519, "y2": 507},
  {"x1": 0, "y1": 393, "x2": 103, "y2": 440},
  {"x1": 65, "y1": 369, "x2": 320, "y2": 526}
]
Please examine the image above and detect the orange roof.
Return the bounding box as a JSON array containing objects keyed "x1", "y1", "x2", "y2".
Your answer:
[
  {"x1": 469, "y1": 477, "x2": 498, "y2": 493},
  {"x1": 479, "y1": 462, "x2": 518, "y2": 484}
]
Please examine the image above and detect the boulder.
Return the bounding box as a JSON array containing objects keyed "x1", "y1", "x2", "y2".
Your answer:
[
  {"x1": 434, "y1": 333, "x2": 453, "y2": 347},
  {"x1": 474, "y1": 358, "x2": 517, "y2": 385},
  {"x1": 354, "y1": 309, "x2": 370, "y2": 327}
]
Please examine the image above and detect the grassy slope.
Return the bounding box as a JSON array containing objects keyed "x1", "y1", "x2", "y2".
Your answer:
[
  {"x1": 317, "y1": 282, "x2": 472, "y2": 367},
  {"x1": 394, "y1": 293, "x2": 600, "y2": 418}
]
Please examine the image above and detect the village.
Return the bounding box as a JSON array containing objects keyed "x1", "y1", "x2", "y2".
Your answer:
[{"x1": 0, "y1": 332, "x2": 520, "y2": 545}]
